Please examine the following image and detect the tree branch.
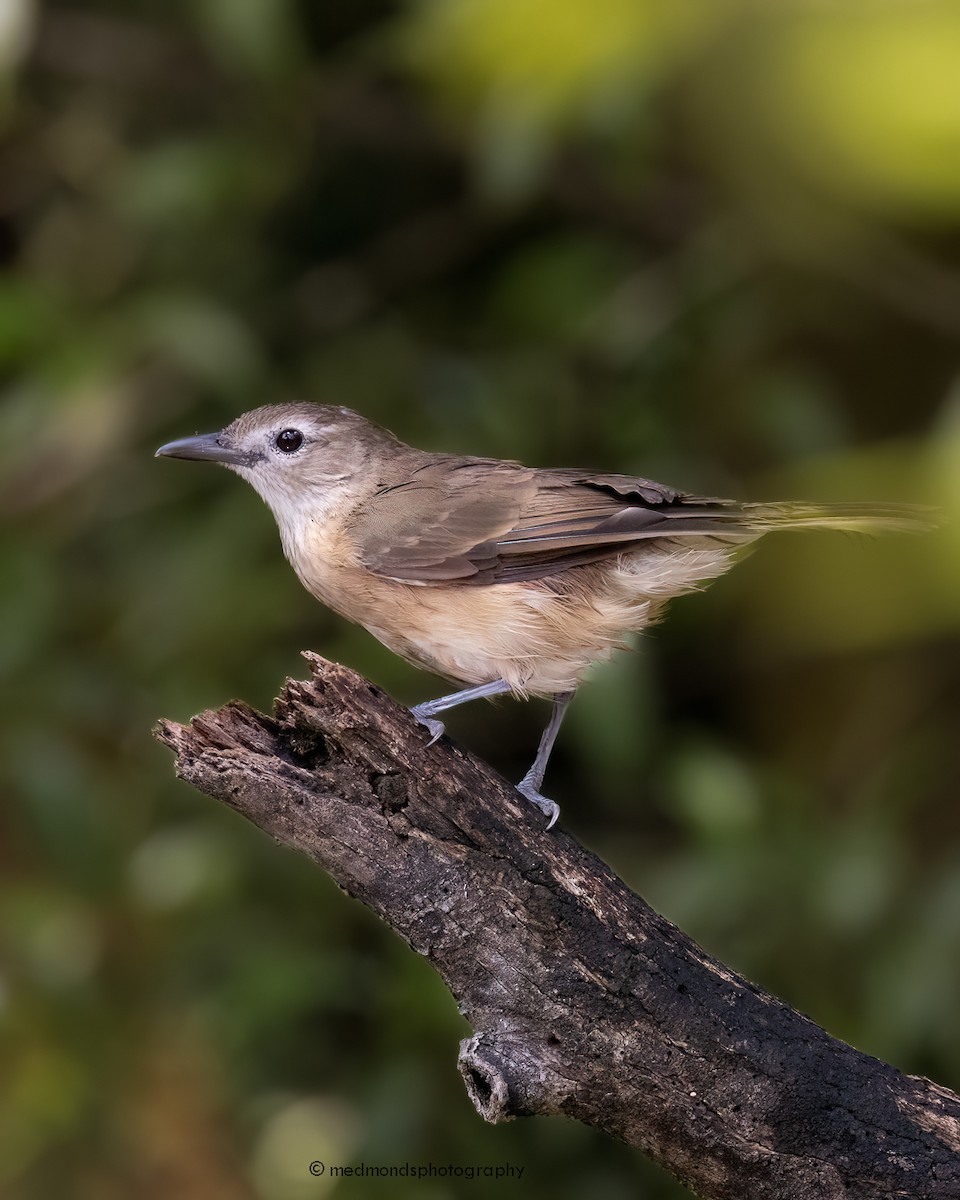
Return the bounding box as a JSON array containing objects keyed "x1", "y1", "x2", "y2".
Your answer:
[{"x1": 155, "y1": 653, "x2": 960, "y2": 1199}]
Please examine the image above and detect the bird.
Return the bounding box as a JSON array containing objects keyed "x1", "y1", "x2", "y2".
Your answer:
[{"x1": 157, "y1": 403, "x2": 924, "y2": 828}]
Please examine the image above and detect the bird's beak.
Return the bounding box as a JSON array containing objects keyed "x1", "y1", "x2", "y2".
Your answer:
[{"x1": 155, "y1": 432, "x2": 257, "y2": 467}]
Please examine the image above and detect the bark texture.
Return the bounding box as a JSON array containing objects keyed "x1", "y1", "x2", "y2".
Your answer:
[{"x1": 155, "y1": 652, "x2": 960, "y2": 1200}]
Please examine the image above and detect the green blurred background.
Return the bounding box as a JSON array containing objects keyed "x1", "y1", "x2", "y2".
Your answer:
[{"x1": 3, "y1": 1, "x2": 960, "y2": 1196}]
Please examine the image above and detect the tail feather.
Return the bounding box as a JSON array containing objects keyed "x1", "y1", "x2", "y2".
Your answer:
[{"x1": 732, "y1": 501, "x2": 935, "y2": 535}]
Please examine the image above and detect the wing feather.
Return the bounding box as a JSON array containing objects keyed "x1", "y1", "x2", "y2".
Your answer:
[{"x1": 350, "y1": 457, "x2": 737, "y2": 585}]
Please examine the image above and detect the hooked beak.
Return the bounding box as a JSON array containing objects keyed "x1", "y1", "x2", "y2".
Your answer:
[{"x1": 155, "y1": 432, "x2": 258, "y2": 467}]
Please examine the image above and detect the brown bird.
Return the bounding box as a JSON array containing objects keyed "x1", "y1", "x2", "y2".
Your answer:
[{"x1": 157, "y1": 403, "x2": 923, "y2": 827}]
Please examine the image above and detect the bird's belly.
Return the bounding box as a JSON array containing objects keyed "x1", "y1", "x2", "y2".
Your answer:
[
  {"x1": 361, "y1": 588, "x2": 626, "y2": 695},
  {"x1": 294, "y1": 540, "x2": 739, "y2": 697},
  {"x1": 328, "y1": 567, "x2": 658, "y2": 697}
]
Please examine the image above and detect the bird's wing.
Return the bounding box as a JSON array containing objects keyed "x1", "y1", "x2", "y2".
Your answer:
[{"x1": 349, "y1": 457, "x2": 750, "y2": 585}]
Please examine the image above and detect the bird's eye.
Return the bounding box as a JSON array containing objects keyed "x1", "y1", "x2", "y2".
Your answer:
[{"x1": 274, "y1": 429, "x2": 304, "y2": 453}]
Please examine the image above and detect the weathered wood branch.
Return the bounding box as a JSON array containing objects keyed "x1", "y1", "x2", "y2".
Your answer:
[{"x1": 155, "y1": 652, "x2": 960, "y2": 1200}]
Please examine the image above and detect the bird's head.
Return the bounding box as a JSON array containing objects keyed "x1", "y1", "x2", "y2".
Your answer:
[{"x1": 156, "y1": 402, "x2": 398, "y2": 528}]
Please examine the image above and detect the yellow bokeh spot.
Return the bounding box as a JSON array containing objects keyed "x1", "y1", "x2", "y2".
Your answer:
[
  {"x1": 761, "y1": 3, "x2": 960, "y2": 217},
  {"x1": 405, "y1": 0, "x2": 676, "y2": 122}
]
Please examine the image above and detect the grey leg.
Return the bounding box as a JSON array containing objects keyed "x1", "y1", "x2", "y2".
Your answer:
[
  {"x1": 411, "y1": 679, "x2": 512, "y2": 746},
  {"x1": 516, "y1": 690, "x2": 574, "y2": 829}
]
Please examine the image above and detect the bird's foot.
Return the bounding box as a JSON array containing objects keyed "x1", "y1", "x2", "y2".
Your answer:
[
  {"x1": 516, "y1": 777, "x2": 560, "y2": 830},
  {"x1": 410, "y1": 705, "x2": 445, "y2": 747}
]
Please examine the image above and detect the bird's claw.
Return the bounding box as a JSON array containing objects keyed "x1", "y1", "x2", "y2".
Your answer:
[
  {"x1": 410, "y1": 706, "x2": 445, "y2": 746},
  {"x1": 516, "y1": 779, "x2": 560, "y2": 830}
]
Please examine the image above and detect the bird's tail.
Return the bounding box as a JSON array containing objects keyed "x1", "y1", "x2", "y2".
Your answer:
[
  {"x1": 733, "y1": 501, "x2": 934, "y2": 535},
  {"x1": 650, "y1": 499, "x2": 934, "y2": 541}
]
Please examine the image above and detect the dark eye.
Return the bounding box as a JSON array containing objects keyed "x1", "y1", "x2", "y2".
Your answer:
[{"x1": 274, "y1": 428, "x2": 304, "y2": 453}]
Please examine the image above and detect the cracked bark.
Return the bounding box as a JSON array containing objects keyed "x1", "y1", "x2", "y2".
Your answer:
[{"x1": 155, "y1": 652, "x2": 960, "y2": 1200}]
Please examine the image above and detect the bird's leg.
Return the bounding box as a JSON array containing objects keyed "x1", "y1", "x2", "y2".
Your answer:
[
  {"x1": 516, "y1": 690, "x2": 575, "y2": 830},
  {"x1": 410, "y1": 679, "x2": 513, "y2": 746}
]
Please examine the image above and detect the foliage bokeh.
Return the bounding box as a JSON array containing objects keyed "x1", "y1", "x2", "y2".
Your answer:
[{"x1": 2, "y1": 1, "x2": 960, "y2": 1197}]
